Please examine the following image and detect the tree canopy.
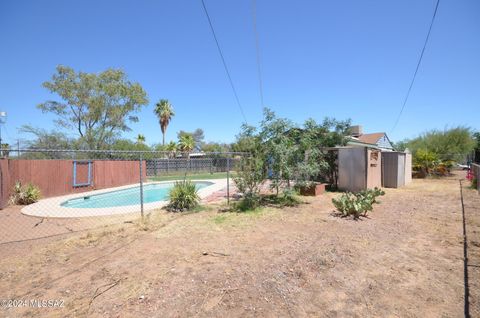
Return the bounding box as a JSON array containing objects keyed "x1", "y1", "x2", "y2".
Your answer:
[
  {"x1": 178, "y1": 134, "x2": 195, "y2": 152},
  {"x1": 398, "y1": 126, "x2": 476, "y2": 161},
  {"x1": 233, "y1": 108, "x2": 351, "y2": 194},
  {"x1": 154, "y1": 99, "x2": 175, "y2": 146},
  {"x1": 38, "y1": 65, "x2": 149, "y2": 150},
  {"x1": 177, "y1": 129, "x2": 205, "y2": 151}
]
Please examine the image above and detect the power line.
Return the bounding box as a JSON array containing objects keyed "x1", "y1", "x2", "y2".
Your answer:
[
  {"x1": 200, "y1": 0, "x2": 248, "y2": 124},
  {"x1": 391, "y1": 0, "x2": 441, "y2": 133},
  {"x1": 251, "y1": 0, "x2": 264, "y2": 108}
]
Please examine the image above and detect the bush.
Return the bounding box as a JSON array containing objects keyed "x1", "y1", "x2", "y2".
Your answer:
[
  {"x1": 279, "y1": 188, "x2": 300, "y2": 207},
  {"x1": 234, "y1": 193, "x2": 262, "y2": 212},
  {"x1": 10, "y1": 181, "x2": 41, "y2": 205},
  {"x1": 332, "y1": 187, "x2": 385, "y2": 219},
  {"x1": 233, "y1": 189, "x2": 299, "y2": 212},
  {"x1": 167, "y1": 180, "x2": 200, "y2": 212}
]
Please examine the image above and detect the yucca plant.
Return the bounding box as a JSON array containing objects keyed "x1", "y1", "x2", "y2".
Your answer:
[
  {"x1": 21, "y1": 183, "x2": 41, "y2": 204},
  {"x1": 167, "y1": 180, "x2": 200, "y2": 212}
]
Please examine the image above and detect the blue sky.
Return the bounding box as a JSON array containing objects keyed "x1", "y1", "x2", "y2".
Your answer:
[{"x1": 0, "y1": 0, "x2": 479, "y2": 146}]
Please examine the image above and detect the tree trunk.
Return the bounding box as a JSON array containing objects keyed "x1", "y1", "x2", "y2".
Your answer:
[{"x1": 162, "y1": 133, "x2": 165, "y2": 146}]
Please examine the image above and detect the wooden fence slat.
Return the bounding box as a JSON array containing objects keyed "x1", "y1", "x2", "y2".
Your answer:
[{"x1": 0, "y1": 159, "x2": 146, "y2": 205}]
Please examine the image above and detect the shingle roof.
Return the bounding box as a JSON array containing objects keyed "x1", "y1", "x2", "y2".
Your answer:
[{"x1": 357, "y1": 132, "x2": 385, "y2": 145}]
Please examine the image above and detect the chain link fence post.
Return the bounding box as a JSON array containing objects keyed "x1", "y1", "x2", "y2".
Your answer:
[
  {"x1": 227, "y1": 154, "x2": 230, "y2": 205},
  {"x1": 139, "y1": 153, "x2": 144, "y2": 219}
]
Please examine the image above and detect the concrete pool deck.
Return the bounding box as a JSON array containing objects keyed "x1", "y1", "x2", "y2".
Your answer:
[{"x1": 21, "y1": 179, "x2": 228, "y2": 218}]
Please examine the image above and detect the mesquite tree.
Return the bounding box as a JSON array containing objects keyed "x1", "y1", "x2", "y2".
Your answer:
[{"x1": 38, "y1": 65, "x2": 149, "y2": 150}]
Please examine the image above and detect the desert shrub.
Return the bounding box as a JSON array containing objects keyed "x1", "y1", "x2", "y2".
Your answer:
[
  {"x1": 279, "y1": 188, "x2": 300, "y2": 207},
  {"x1": 233, "y1": 188, "x2": 301, "y2": 212},
  {"x1": 10, "y1": 181, "x2": 41, "y2": 205},
  {"x1": 260, "y1": 189, "x2": 300, "y2": 208},
  {"x1": 234, "y1": 193, "x2": 262, "y2": 212},
  {"x1": 167, "y1": 180, "x2": 200, "y2": 212},
  {"x1": 332, "y1": 187, "x2": 385, "y2": 219}
]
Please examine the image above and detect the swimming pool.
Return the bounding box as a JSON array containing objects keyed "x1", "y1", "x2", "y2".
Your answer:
[{"x1": 61, "y1": 181, "x2": 213, "y2": 209}]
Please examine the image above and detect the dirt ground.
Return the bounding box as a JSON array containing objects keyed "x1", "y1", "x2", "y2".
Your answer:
[
  {"x1": 0, "y1": 172, "x2": 478, "y2": 317},
  {"x1": 0, "y1": 188, "x2": 232, "y2": 246}
]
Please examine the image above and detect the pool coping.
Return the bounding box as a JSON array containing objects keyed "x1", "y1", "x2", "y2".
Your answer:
[{"x1": 21, "y1": 179, "x2": 228, "y2": 218}]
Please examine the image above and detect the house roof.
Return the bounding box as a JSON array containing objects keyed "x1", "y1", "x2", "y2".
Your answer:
[{"x1": 357, "y1": 132, "x2": 386, "y2": 145}]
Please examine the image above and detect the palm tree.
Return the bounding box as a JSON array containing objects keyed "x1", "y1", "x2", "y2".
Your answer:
[
  {"x1": 166, "y1": 141, "x2": 177, "y2": 158},
  {"x1": 136, "y1": 134, "x2": 146, "y2": 144},
  {"x1": 154, "y1": 99, "x2": 175, "y2": 146},
  {"x1": 178, "y1": 134, "x2": 194, "y2": 156}
]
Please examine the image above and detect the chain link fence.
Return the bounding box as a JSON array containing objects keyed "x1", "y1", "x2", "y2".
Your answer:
[{"x1": 0, "y1": 149, "x2": 245, "y2": 248}]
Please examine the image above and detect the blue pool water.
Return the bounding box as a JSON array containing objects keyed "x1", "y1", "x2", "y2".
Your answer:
[{"x1": 61, "y1": 182, "x2": 212, "y2": 208}]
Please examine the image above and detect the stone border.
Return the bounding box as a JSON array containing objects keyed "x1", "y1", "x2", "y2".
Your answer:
[{"x1": 21, "y1": 179, "x2": 228, "y2": 218}]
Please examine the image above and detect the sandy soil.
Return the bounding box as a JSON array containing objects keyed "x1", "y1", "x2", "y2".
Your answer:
[{"x1": 0, "y1": 172, "x2": 478, "y2": 317}]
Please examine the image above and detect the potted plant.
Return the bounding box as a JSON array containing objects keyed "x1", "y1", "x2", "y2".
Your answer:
[
  {"x1": 294, "y1": 159, "x2": 328, "y2": 196},
  {"x1": 296, "y1": 180, "x2": 326, "y2": 196}
]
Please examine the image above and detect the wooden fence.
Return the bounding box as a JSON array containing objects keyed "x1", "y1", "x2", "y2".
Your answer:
[
  {"x1": 0, "y1": 159, "x2": 146, "y2": 208},
  {"x1": 0, "y1": 160, "x2": 9, "y2": 209}
]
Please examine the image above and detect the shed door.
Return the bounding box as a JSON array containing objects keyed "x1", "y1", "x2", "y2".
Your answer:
[{"x1": 338, "y1": 148, "x2": 366, "y2": 192}]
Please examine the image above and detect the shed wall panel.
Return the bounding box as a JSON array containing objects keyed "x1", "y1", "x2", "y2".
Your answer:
[
  {"x1": 382, "y1": 152, "x2": 408, "y2": 188},
  {"x1": 397, "y1": 154, "x2": 406, "y2": 187},
  {"x1": 338, "y1": 148, "x2": 366, "y2": 192},
  {"x1": 405, "y1": 153, "x2": 412, "y2": 184}
]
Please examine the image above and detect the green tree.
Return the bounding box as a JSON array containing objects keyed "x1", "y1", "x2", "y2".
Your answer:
[
  {"x1": 402, "y1": 126, "x2": 476, "y2": 162},
  {"x1": 232, "y1": 109, "x2": 351, "y2": 209},
  {"x1": 111, "y1": 138, "x2": 151, "y2": 152},
  {"x1": 20, "y1": 125, "x2": 75, "y2": 157},
  {"x1": 165, "y1": 141, "x2": 178, "y2": 158},
  {"x1": 178, "y1": 128, "x2": 204, "y2": 151},
  {"x1": 201, "y1": 142, "x2": 231, "y2": 153},
  {"x1": 0, "y1": 143, "x2": 10, "y2": 158},
  {"x1": 473, "y1": 132, "x2": 480, "y2": 163},
  {"x1": 154, "y1": 99, "x2": 175, "y2": 146},
  {"x1": 136, "y1": 134, "x2": 146, "y2": 144},
  {"x1": 259, "y1": 108, "x2": 296, "y2": 194},
  {"x1": 233, "y1": 124, "x2": 266, "y2": 209},
  {"x1": 38, "y1": 65, "x2": 149, "y2": 150}
]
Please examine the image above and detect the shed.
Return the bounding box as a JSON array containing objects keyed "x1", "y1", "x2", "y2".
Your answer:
[
  {"x1": 381, "y1": 152, "x2": 412, "y2": 188},
  {"x1": 337, "y1": 147, "x2": 382, "y2": 192}
]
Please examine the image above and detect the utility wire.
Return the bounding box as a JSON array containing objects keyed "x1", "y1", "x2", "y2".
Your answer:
[
  {"x1": 252, "y1": 0, "x2": 265, "y2": 108},
  {"x1": 391, "y1": 0, "x2": 440, "y2": 133},
  {"x1": 200, "y1": 0, "x2": 248, "y2": 124}
]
